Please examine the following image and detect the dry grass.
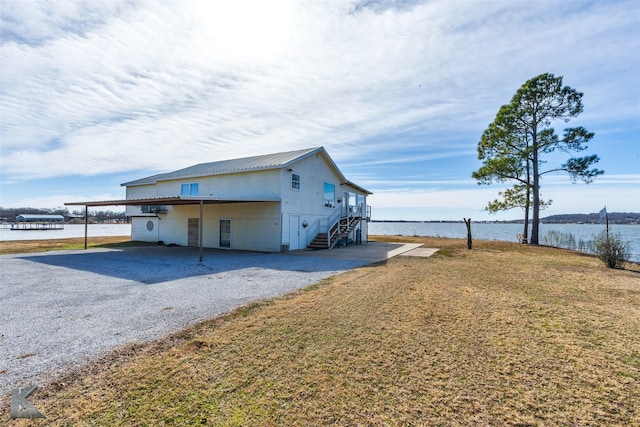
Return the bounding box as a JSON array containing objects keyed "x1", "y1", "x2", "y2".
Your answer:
[
  {"x1": 0, "y1": 236, "x2": 135, "y2": 254},
  {"x1": 3, "y1": 236, "x2": 640, "y2": 426}
]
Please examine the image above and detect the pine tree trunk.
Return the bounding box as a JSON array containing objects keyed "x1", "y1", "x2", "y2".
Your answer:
[
  {"x1": 531, "y1": 127, "x2": 540, "y2": 245},
  {"x1": 523, "y1": 171, "x2": 531, "y2": 242}
]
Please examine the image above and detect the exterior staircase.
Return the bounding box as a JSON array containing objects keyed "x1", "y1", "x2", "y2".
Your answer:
[{"x1": 308, "y1": 214, "x2": 362, "y2": 250}]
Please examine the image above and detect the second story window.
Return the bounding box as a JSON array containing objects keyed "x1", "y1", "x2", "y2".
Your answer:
[
  {"x1": 181, "y1": 183, "x2": 199, "y2": 196},
  {"x1": 291, "y1": 173, "x2": 300, "y2": 190},
  {"x1": 323, "y1": 182, "x2": 335, "y2": 208}
]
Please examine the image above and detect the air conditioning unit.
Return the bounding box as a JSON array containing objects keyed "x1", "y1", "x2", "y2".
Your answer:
[{"x1": 141, "y1": 205, "x2": 168, "y2": 214}]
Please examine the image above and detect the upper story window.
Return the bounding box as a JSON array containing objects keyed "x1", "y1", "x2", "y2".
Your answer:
[
  {"x1": 323, "y1": 182, "x2": 335, "y2": 208},
  {"x1": 291, "y1": 173, "x2": 301, "y2": 190},
  {"x1": 181, "y1": 183, "x2": 199, "y2": 196}
]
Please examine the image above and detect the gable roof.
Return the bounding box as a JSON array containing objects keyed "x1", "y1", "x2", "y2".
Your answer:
[
  {"x1": 121, "y1": 147, "x2": 371, "y2": 194},
  {"x1": 122, "y1": 147, "x2": 322, "y2": 187}
]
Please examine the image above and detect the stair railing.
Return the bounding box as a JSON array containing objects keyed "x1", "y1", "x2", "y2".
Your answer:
[
  {"x1": 327, "y1": 208, "x2": 344, "y2": 248},
  {"x1": 309, "y1": 204, "x2": 368, "y2": 250},
  {"x1": 307, "y1": 218, "x2": 322, "y2": 246}
]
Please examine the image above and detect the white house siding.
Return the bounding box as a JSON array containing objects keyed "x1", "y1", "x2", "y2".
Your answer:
[
  {"x1": 126, "y1": 183, "x2": 157, "y2": 199},
  {"x1": 125, "y1": 184, "x2": 158, "y2": 217},
  {"x1": 280, "y1": 152, "x2": 368, "y2": 248},
  {"x1": 134, "y1": 202, "x2": 281, "y2": 252},
  {"x1": 131, "y1": 217, "x2": 159, "y2": 242},
  {"x1": 156, "y1": 169, "x2": 281, "y2": 199}
]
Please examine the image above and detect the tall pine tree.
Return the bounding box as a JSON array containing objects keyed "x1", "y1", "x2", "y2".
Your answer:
[{"x1": 473, "y1": 73, "x2": 603, "y2": 244}]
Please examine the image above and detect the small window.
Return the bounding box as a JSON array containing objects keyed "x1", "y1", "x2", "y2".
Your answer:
[
  {"x1": 181, "y1": 182, "x2": 199, "y2": 196},
  {"x1": 323, "y1": 182, "x2": 335, "y2": 208},
  {"x1": 291, "y1": 173, "x2": 301, "y2": 190}
]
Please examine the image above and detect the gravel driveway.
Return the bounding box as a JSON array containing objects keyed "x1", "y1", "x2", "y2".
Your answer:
[{"x1": 0, "y1": 243, "x2": 419, "y2": 394}]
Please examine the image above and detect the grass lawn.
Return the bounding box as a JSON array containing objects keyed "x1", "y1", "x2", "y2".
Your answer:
[
  {"x1": 3, "y1": 236, "x2": 639, "y2": 426},
  {"x1": 0, "y1": 236, "x2": 134, "y2": 254}
]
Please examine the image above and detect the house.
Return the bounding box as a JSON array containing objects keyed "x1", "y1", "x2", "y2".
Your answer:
[{"x1": 69, "y1": 147, "x2": 371, "y2": 253}]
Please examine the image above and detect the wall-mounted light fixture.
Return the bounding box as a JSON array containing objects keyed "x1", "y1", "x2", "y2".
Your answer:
[
  {"x1": 287, "y1": 168, "x2": 293, "y2": 172},
  {"x1": 302, "y1": 220, "x2": 309, "y2": 228}
]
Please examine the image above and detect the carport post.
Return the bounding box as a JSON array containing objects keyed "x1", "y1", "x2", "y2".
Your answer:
[
  {"x1": 84, "y1": 205, "x2": 88, "y2": 249},
  {"x1": 199, "y1": 199, "x2": 203, "y2": 262}
]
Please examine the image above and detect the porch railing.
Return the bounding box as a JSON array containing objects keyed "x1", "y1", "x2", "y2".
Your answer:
[{"x1": 307, "y1": 204, "x2": 370, "y2": 249}]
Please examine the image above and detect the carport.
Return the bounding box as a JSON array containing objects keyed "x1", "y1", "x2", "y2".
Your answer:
[{"x1": 65, "y1": 196, "x2": 280, "y2": 262}]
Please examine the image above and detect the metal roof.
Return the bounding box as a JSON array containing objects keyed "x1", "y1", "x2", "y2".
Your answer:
[
  {"x1": 65, "y1": 196, "x2": 281, "y2": 207},
  {"x1": 121, "y1": 147, "x2": 323, "y2": 187},
  {"x1": 16, "y1": 214, "x2": 65, "y2": 221}
]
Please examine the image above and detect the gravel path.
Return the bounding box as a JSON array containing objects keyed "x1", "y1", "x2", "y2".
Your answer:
[{"x1": 0, "y1": 243, "x2": 418, "y2": 394}]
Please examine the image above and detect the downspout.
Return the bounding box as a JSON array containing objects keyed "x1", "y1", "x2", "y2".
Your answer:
[
  {"x1": 84, "y1": 205, "x2": 88, "y2": 249},
  {"x1": 279, "y1": 167, "x2": 285, "y2": 252},
  {"x1": 199, "y1": 199, "x2": 204, "y2": 262}
]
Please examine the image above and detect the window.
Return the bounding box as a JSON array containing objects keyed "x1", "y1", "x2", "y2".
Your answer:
[
  {"x1": 291, "y1": 173, "x2": 300, "y2": 190},
  {"x1": 323, "y1": 182, "x2": 335, "y2": 208},
  {"x1": 181, "y1": 182, "x2": 199, "y2": 196}
]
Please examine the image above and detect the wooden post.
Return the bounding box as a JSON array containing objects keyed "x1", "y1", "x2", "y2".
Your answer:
[{"x1": 464, "y1": 218, "x2": 472, "y2": 250}]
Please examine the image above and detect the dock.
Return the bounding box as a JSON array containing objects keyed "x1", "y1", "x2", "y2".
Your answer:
[{"x1": 10, "y1": 214, "x2": 66, "y2": 230}]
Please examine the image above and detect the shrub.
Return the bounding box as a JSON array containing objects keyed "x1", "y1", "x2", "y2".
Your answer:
[{"x1": 593, "y1": 231, "x2": 629, "y2": 269}]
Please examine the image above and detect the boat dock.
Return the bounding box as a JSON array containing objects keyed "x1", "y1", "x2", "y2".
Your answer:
[{"x1": 9, "y1": 214, "x2": 66, "y2": 230}]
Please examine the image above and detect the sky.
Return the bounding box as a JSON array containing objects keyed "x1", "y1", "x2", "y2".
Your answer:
[{"x1": 1, "y1": 0, "x2": 638, "y2": 221}]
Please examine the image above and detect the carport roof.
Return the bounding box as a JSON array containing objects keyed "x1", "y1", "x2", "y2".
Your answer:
[{"x1": 65, "y1": 196, "x2": 281, "y2": 207}]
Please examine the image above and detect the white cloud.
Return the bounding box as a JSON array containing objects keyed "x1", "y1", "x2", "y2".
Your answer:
[
  {"x1": 0, "y1": 191, "x2": 126, "y2": 211},
  {"x1": 1, "y1": 0, "x2": 638, "y2": 213}
]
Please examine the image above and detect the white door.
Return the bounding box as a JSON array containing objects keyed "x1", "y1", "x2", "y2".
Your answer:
[
  {"x1": 289, "y1": 215, "x2": 300, "y2": 250},
  {"x1": 188, "y1": 218, "x2": 199, "y2": 247}
]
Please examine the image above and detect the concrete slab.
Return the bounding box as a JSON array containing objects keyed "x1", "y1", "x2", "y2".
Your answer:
[
  {"x1": 400, "y1": 247, "x2": 439, "y2": 257},
  {"x1": 289, "y1": 241, "x2": 423, "y2": 263}
]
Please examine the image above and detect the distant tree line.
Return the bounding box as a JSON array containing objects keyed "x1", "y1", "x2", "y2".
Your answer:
[
  {"x1": 540, "y1": 212, "x2": 640, "y2": 225},
  {"x1": 0, "y1": 207, "x2": 129, "y2": 223}
]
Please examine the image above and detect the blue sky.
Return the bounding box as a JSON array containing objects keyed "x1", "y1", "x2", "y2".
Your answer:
[{"x1": 1, "y1": 0, "x2": 638, "y2": 220}]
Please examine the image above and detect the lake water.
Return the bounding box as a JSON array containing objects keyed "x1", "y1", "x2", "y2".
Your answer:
[
  {"x1": 369, "y1": 222, "x2": 640, "y2": 263},
  {"x1": 0, "y1": 224, "x2": 131, "y2": 241},
  {"x1": 2, "y1": 222, "x2": 638, "y2": 262}
]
